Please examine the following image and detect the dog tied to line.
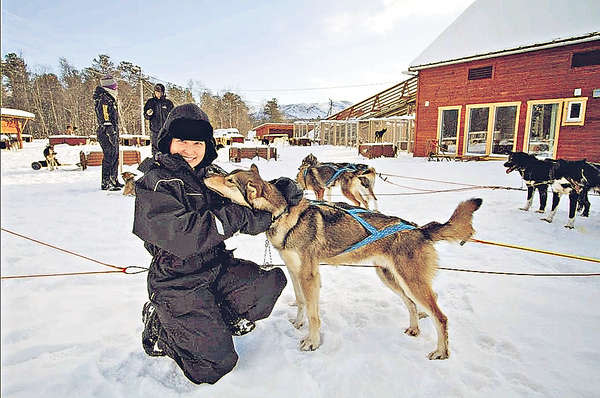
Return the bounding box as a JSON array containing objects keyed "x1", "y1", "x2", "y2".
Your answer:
[
  {"x1": 297, "y1": 153, "x2": 378, "y2": 210},
  {"x1": 205, "y1": 164, "x2": 483, "y2": 360}
]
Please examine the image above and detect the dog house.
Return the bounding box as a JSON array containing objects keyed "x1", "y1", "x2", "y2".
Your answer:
[
  {"x1": 49, "y1": 135, "x2": 89, "y2": 146},
  {"x1": 85, "y1": 150, "x2": 142, "y2": 166},
  {"x1": 358, "y1": 143, "x2": 396, "y2": 159},
  {"x1": 121, "y1": 134, "x2": 151, "y2": 147},
  {"x1": 1, "y1": 107, "x2": 35, "y2": 150},
  {"x1": 229, "y1": 146, "x2": 277, "y2": 162}
]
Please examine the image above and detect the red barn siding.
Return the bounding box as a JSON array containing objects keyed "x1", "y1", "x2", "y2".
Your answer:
[
  {"x1": 255, "y1": 124, "x2": 294, "y2": 138},
  {"x1": 414, "y1": 40, "x2": 600, "y2": 161}
]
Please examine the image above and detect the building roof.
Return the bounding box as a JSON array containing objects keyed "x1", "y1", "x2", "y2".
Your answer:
[
  {"x1": 253, "y1": 123, "x2": 294, "y2": 129},
  {"x1": 1, "y1": 107, "x2": 36, "y2": 119},
  {"x1": 409, "y1": 0, "x2": 600, "y2": 70},
  {"x1": 327, "y1": 76, "x2": 417, "y2": 120}
]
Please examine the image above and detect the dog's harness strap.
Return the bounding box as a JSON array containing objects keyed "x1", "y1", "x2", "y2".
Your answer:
[
  {"x1": 309, "y1": 200, "x2": 416, "y2": 253},
  {"x1": 343, "y1": 222, "x2": 416, "y2": 253},
  {"x1": 323, "y1": 163, "x2": 361, "y2": 187}
]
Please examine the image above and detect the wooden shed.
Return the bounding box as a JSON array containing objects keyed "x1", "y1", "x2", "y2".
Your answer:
[
  {"x1": 408, "y1": 0, "x2": 600, "y2": 161},
  {"x1": 1, "y1": 108, "x2": 35, "y2": 149},
  {"x1": 253, "y1": 123, "x2": 294, "y2": 140}
]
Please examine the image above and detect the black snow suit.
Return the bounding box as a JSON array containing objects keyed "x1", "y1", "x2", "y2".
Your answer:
[
  {"x1": 133, "y1": 104, "x2": 287, "y2": 384},
  {"x1": 144, "y1": 95, "x2": 174, "y2": 156},
  {"x1": 93, "y1": 86, "x2": 120, "y2": 187}
]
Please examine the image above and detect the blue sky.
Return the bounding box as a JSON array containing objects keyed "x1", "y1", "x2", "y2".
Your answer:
[{"x1": 1, "y1": 0, "x2": 474, "y2": 107}]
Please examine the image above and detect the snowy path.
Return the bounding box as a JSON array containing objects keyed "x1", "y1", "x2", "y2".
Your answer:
[{"x1": 2, "y1": 141, "x2": 599, "y2": 397}]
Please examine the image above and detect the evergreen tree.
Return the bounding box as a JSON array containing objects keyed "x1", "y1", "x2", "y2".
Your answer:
[{"x1": 263, "y1": 97, "x2": 285, "y2": 123}]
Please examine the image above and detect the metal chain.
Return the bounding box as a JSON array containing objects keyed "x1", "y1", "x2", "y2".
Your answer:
[{"x1": 262, "y1": 238, "x2": 274, "y2": 270}]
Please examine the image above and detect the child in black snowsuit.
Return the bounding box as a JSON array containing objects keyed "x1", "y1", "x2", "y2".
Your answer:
[{"x1": 133, "y1": 103, "x2": 300, "y2": 384}]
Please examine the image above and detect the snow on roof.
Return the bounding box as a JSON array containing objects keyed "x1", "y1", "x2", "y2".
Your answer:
[
  {"x1": 1, "y1": 107, "x2": 36, "y2": 119},
  {"x1": 409, "y1": 0, "x2": 600, "y2": 70},
  {"x1": 213, "y1": 128, "x2": 242, "y2": 138}
]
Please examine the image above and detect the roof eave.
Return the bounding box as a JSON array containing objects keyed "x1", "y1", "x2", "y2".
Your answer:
[{"x1": 409, "y1": 33, "x2": 600, "y2": 72}]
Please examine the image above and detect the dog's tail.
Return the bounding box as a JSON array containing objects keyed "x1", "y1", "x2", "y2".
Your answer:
[
  {"x1": 358, "y1": 167, "x2": 377, "y2": 200},
  {"x1": 420, "y1": 198, "x2": 482, "y2": 243}
]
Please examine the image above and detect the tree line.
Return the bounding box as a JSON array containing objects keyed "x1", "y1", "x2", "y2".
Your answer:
[{"x1": 1, "y1": 53, "x2": 287, "y2": 138}]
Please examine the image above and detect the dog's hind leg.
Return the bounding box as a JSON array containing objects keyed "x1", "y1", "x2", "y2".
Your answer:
[
  {"x1": 389, "y1": 254, "x2": 449, "y2": 359},
  {"x1": 297, "y1": 257, "x2": 321, "y2": 351},
  {"x1": 341, "y1": 184, "x2": 362, "y2": 207},
  {"x1": 375, "y1": 267, "x2": 423, "y2": 336},
  {"x1": 536, "y1": 185, "x2": 548, "y2": 213},
  {"x1": 565, "y1": 191, "x2": 578, "y2": 229}
]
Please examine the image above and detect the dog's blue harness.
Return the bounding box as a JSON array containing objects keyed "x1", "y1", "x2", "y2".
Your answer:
[
  {"x1": 310, "y1": 201, "x2": 416, "y2": 253},
  {"x1": 303, "y1": 163, "x2": 366, "y2": 187}
]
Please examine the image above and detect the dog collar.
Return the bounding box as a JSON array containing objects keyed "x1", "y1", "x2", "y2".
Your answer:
[{"x1": 272, "y1": 207, "x2": 289, "y2": 222}]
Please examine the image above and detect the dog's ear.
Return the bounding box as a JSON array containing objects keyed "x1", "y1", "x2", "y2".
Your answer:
[
  {"x1": 246, "y1": 180, "x2": 262, "y2": 201},
  {"x1": 250, "y1": 164, "x2": 260, "y2": 175}
]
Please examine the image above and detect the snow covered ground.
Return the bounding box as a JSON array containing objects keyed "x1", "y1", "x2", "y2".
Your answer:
[{"x1": 2, "y1": 140, "x2": 599, "y2": 398}]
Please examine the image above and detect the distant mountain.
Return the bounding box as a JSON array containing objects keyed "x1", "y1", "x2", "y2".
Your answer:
[{"x1": 252, "y1": 100, "x2": 353, "y2": 121}]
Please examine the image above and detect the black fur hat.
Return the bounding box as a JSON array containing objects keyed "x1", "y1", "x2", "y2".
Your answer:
[{"x1": 156, "y1": 103, "x2": 217, "y2": 168}]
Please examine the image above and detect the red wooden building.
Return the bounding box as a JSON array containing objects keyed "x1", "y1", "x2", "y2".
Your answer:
[
  {"x1": 253, "y1": 123, "x2": 294, "y2": 139},
  {"x1": 408, "y1": 0, "x2": 600, "y2": 161}
]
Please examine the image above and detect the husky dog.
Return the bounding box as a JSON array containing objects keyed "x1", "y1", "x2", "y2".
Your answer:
[
  {"x1": 374, "y1": 128, "x2": 387, "y2": 143},
  {"x1": 503, "y1": 151, "x2": 556, "y2": 212},
  {"x1": 205, "y1": 164, "x2": 482, "y2": 360},
  {"x1": 44, "y1": 144, "x2": 59, "y2": 170},
  {"x1": 297, "y1": 153, "x2": 378, "y2": 210},
  {"x1": 542, "y1": 159, "x2": 598, "y2": 228},
  {"x1": 121, "y1": 171, "x2": 136, "y2": 196}
]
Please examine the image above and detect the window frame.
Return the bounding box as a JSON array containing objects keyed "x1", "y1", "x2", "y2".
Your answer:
[
  {"x1": 523, "y1": 99, "x2": 564, "y2": 159},
  {"x1": 461, "y1": 101, "x2": 521, "y2": 156},
  {"x1": 561, "y1": 97, "x2": 588, "y2": 126},
  {"x1": 436, "y1": 106, "x2": 462, "y2": 156}
]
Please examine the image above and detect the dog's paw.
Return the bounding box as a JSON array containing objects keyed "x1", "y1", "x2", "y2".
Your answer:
[
  {"x1": 428, "y1": 348, "x2": 449, "y2": 360},
  {"x1": 299, "y1": 335, "x2": 320, "y2": 351},
  {"x1": 541, "y1": 218, "x2": 552, "y2": 223},
  {"x1": 290, "y1": 318, "x2": 304, "y2": 329},
  {"x1": 518, "y1": 207, "x2": 530, "y2": 211},
  {"x1": 564, "y1": 225, "x2": 574, "y2": 229},
  {"x1": 404, "y1": 326, "x2": 420, "y2": 337},
  {"x1": 535, "y1": 209, "x2": 545, "y2": 213}
]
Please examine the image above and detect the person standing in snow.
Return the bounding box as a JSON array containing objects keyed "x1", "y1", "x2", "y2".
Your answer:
[
  {"x1": 93, "y1": 75, "x2": 123, "y2": 191},
  {"x1": 144, "y1": 83, "x2": 174, "y2": 157},
  {"x1": 133, "y1": 103, "x2": 301, "y2": 384}
]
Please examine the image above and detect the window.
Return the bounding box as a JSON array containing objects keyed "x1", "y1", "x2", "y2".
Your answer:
[
  {"x1": 462, "y1": 102, "x2": 519, "y2": 156},
  {"x1": 571, "y1": 50, "x2": 600, "y2": 68},
  {"x1": 437, "y1": 107, "x2": 461, "y2": 154},
  {"x1": 525, "y1": 101, "x2": 561, "y2": 158},
  {"x1": 468, "y1": 65, "x2": 493, "y2": 80},
  {"x1": 561, "y1": 97, "x2": 588, "y2": 126},
  {"x1": 466, "y1": 107, "x2": 490, "y2": 154}
]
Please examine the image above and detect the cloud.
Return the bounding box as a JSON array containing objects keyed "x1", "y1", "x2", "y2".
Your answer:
[{"x1": 323, "y1": 0, "x2": 475, "y2": 35}]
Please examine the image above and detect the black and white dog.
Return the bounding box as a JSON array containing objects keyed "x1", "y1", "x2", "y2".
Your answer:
[
  {"x1": 503, "y1": 152, "x2": 555, "y2": 213},
  {"x1": 374, "y1": 128, "x2": 387, "y2": 143},
  {"x1": 504, "y1": 152, "x2": 598, "y2": 229}
]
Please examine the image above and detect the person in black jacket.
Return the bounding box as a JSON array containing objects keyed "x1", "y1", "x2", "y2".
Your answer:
[
  {"x1": 144, "y1": 83, "x2": 174, "y2": 157},
  {"x1": 93, "y1": 75, "x2": 122, "y2": 191},
  {"x1": 133, "y1": 103, "x2": 300, "y2": 385}
]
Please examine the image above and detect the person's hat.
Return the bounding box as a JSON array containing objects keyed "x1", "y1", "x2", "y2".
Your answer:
[
  {"x1": 101, "y1": 75, "x2": 118, "y2": 90},
  {"x1": 154, "y1": 83, "x2": 165, "y2": 93}
]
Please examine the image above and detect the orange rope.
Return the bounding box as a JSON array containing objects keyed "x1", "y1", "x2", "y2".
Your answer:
[{"x1": 1, "y1": 228, "x2": 149, "y2": 280}]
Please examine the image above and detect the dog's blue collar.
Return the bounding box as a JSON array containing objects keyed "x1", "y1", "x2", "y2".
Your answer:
[{"x1": 309, "y1": 201, "x2": 416, "y2": 253}]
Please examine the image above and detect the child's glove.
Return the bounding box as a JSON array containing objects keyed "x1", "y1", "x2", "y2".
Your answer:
[{"x1": 269, "y1": 177, "x2": 303, "y2": 206}]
